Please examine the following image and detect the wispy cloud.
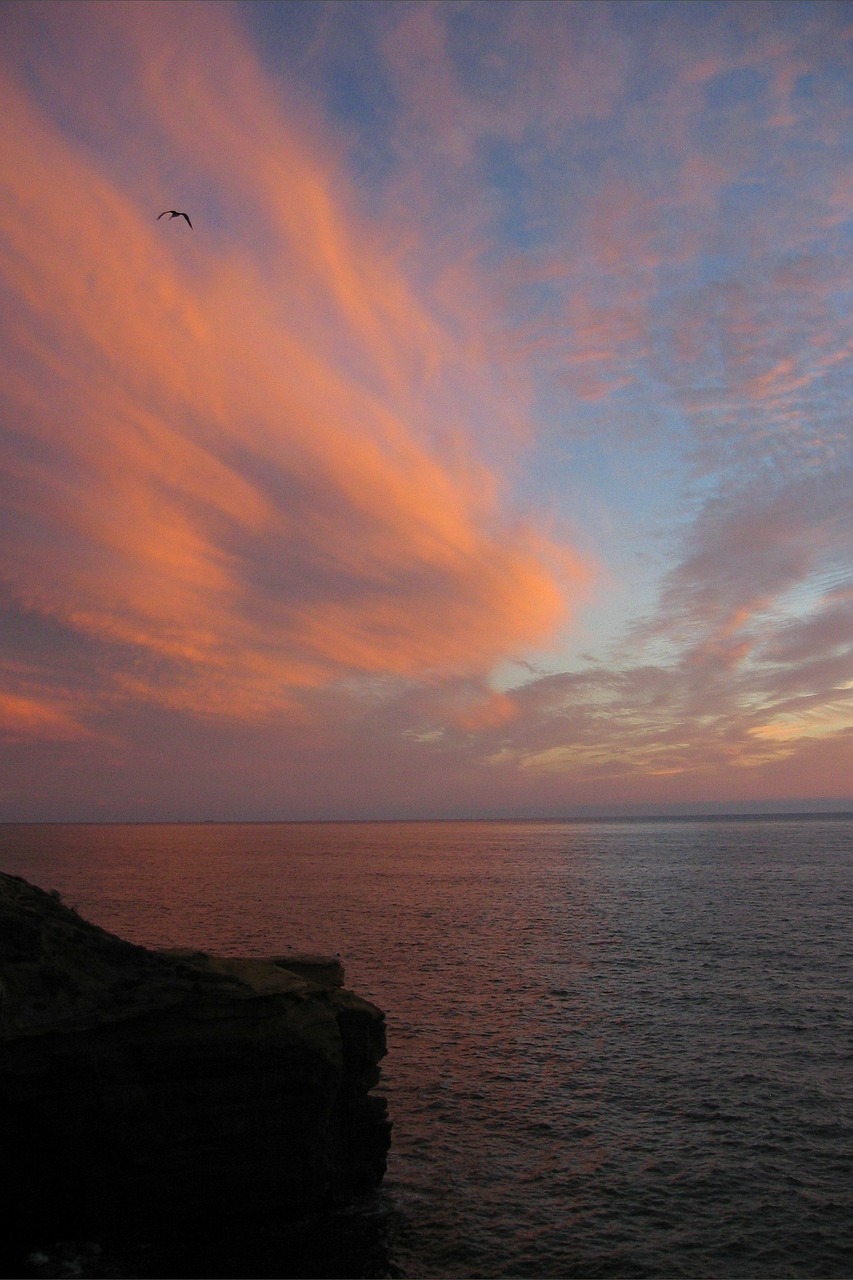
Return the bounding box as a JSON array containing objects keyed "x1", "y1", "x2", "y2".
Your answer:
[
  {"x1": 0, "y1": 2, "x2": 587, "y2": 736},
  {"x1": 1, "y1": 0, "x2": 850, "y2": 817}
]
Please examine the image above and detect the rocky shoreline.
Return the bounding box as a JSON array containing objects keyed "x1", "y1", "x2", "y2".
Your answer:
[{"x1": 0, "y1": 872, "x2": 392, "y2": 1278}]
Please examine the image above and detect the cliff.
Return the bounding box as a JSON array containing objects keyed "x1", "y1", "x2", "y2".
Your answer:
[{"x1": 0, "y1": 872, "x2": 390, "y2": 1268}]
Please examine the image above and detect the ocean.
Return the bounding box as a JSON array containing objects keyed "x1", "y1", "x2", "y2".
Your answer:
[{"x1": 1, "y1": 816, "x2": 851, "y2": 1279}]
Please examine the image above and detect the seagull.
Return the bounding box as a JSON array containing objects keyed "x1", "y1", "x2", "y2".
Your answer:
[{"x1": 157, "y1": 210, "x2": 193, "y2": 229}]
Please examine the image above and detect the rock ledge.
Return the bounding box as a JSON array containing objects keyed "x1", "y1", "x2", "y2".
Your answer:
[{"x1": 0, "y1": 872, "x2": 390, "y2": 1254}]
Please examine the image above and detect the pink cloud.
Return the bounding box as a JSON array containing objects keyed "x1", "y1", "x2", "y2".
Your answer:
[
  {"x1": 0, "y1": 3, "x2": 588, "y2": 737},
  {"x1": 0, "y1": 686, "x2": 90, "y2": 744},
  {"x1": 379, "y1": 0, "x2": 628, "y2": 164},
  {"x1": 1, "y1": 1, "x2": 850, "y2": 819},
  {"x1": 761, "y1": 591, "x2": 853, "y2": 665}
]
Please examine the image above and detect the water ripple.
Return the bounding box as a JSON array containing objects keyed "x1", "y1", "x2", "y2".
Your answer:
[{"x1": 2, "y1": 816, "x2": 851, "y2": 1277}]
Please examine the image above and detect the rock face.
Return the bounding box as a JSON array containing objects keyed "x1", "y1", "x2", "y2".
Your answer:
[{"x1": 0, "y1": 872, "x2": 390, "y2": 1254}]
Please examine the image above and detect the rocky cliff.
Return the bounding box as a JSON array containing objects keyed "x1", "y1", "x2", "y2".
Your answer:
[{"x1": 0, "y1": 872, "x2": 390, "y2": 1267}]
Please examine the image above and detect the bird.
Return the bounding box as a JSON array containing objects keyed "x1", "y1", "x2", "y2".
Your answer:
[{"x1": 157, "y1": 210, "x2": 193, "y2": 229}]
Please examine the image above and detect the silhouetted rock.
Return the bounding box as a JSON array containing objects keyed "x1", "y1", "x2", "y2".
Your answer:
[{"x1": 0, "y1": 872, "x2": 390, "y2": 1270}]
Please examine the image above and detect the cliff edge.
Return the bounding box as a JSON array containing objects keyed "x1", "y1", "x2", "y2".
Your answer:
[{"x1": 0, "y1": 872, "x2": 390, "y2": 1260}]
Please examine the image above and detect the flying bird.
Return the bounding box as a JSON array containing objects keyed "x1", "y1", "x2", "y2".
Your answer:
[{"x1": 157, "y1": 210, "x2": 193, "y2": 229}]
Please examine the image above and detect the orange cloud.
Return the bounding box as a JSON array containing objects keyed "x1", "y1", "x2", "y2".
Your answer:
[
  {"x1": 0, "y1": 691, "x2": 89, "y2": 743},
  {"x1": 0, "y1": 4, "x2": 587, "y2": 731}
]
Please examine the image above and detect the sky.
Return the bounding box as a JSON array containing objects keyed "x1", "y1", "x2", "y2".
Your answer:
[{"x1": 1, "y1": 0, "x2": 851, "y2": 821}]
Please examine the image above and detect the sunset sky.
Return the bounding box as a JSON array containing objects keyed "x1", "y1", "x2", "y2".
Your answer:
[{"x1": 1, "y1": 0, "x2": 851, "y2": 820}]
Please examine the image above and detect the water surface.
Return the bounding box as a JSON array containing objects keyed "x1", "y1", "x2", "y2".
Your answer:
[{"x1": 2, "y1": 817, "x2": 851, "y2": 1277}]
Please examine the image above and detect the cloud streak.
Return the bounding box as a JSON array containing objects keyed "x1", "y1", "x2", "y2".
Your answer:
[
  {"x1": 0, "y1": 2, "x2": 587, "y2": 736},
  {"x1": 0, "y1": 0, "x2": 850, "y2": 817}
]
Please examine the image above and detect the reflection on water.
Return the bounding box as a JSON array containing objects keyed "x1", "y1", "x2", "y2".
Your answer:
[{"x1": 2, "y1": 817, "x2": 852, "y2": 1278}]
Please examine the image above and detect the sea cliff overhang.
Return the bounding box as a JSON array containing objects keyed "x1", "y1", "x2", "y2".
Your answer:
[{"x1": 0, "y1": 872, "x2": 391, "y2": 1255}]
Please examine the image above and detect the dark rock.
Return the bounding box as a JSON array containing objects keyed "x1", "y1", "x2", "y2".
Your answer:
[
  {"x1": 270, "y1": 953, "x2": 345, "y2": 989},
  {"x1": 0, "y1": 873, "x2": 391, "y2": 1269}
]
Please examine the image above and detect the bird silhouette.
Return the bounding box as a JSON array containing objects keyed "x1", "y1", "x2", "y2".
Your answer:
[{"x1": 157, "y1": 210, "x2": 193, "y2": 229}]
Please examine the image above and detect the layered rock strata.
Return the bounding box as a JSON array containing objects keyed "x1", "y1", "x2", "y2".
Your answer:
[{"x1": 0, "y1": 872, "x2": 390, "y2": 1255}]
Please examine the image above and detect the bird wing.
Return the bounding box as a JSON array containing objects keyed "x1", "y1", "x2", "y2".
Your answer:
[
  {"x1": 180, "y1": 213, "x2": 193, "y2": 229},
  {"x1": 157, "y1": 211, "x2": 170, "y2": 219}
]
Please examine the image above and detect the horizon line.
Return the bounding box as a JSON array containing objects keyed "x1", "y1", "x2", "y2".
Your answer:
[{"x1": 2, "y1": 808, "x2": 852, "y2": 827}]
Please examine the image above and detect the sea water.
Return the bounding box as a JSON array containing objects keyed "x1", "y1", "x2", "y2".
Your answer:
[{"x1": 1, "y1": 816, "x2": 851, "y2": 1278}]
